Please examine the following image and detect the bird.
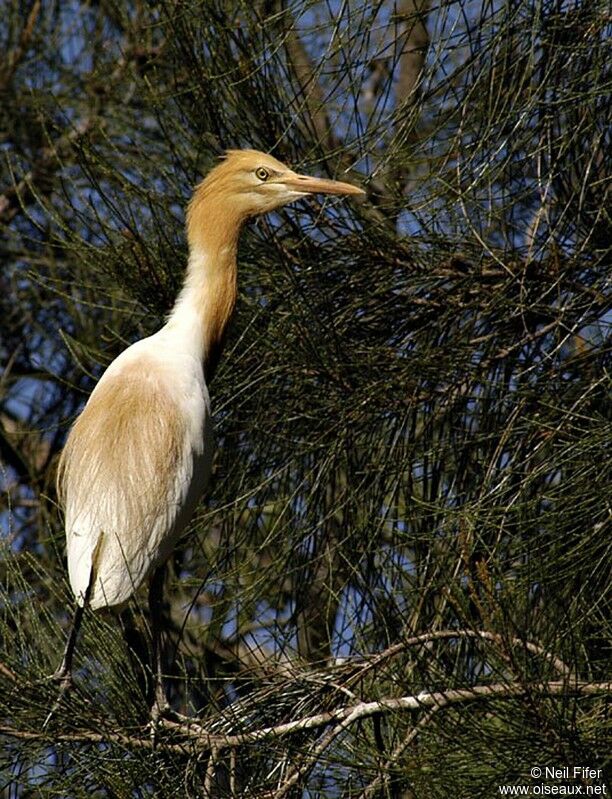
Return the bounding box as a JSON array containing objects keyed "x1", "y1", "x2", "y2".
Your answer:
[{"x1": 50, "y1": 149, "x2": 364, "y2": 722}]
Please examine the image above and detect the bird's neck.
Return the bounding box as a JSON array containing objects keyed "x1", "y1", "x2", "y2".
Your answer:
[{"x1": 165, "y1": 200, "x2": 242, "y2": 380}]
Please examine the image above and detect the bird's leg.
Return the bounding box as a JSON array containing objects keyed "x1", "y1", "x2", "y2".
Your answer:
[
  {"x1": 52, "y1": 601, "x2": 86, "y2": 690},
  {"x1": 148, "y1": 565, "x2": 171, "y2": 724},
  {"x1": 43, "y1": 581, "x2": 91, "y2": 729}
]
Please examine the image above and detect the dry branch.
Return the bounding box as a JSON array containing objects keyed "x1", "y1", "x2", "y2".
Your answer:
[{"x1": 1, "y1": 681, "x2": 608, "y2": 757}]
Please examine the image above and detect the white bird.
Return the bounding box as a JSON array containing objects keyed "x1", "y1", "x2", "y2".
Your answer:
[{"x1": 51, "y1": 149, "x2": 364, "y2": 720}]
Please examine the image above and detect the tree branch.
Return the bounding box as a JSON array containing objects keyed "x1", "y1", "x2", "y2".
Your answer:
[
  {"x1": 0, "y1": 0, "x2": 41, "y2": 93},
  {"x1": 0, "y1": 118, "x2": 94, "y2": 226},
  {"x1": 351, "y1": 628, "x2": 575, "y2": 680},
  {"x1": 2, "y1": 681, "x2": 608, "y2": 756}
]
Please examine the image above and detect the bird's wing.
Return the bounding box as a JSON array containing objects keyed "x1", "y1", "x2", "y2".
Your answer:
[{"x1": 59, "y1": 356, "x2": 210, "y2": 609}]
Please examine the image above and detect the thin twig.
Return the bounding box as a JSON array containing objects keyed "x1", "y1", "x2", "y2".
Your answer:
[
  {"x1": 271, "y1": 710, "x2": 358, "y2": 799},
  {"x1": 358, "y1": 706, "x2": 440, "y2": 799},
  {"x1": 351, "y1": 628, "x2": 574, "y2": 680}
]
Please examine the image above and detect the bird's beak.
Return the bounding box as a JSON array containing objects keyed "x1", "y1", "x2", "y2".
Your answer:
[{"x1": 279, "y1": 171, "x2": 365, "y2": 196}]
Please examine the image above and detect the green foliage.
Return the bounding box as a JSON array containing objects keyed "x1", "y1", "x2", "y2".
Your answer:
[{"x1": 1, "y1": 0, "x2": 610, "y2": 796}]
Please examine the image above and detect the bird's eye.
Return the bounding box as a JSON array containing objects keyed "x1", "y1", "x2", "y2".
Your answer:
[{"x1": 255, "y1": 167, "x2": 270, "y2": 181}]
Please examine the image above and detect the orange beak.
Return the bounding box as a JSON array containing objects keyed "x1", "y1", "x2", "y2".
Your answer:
[{"x1": 280, "y1": 172, "x2": 365, "y2": 196}]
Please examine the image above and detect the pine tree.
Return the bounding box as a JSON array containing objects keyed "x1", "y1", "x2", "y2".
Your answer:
[{"x1": 1, "y1": 1, "x2": 609, "y2": 796}]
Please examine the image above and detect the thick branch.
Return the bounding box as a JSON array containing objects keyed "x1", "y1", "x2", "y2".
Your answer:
[
  {"x1": 395, "y1": 0, "x2": 431, "y2": 107},
  {"x1": 2, "y1": 681, "x2": 608, "y2": 756},
  {"x1": 276, "y1": 3, "x2": 337, "y2": 153},
  {"x1": 0, "y1": 0, "x2": 41, "y2": 93},
  {"x1": 182, "y1": 680, "x2": 609, "y2": 751}
]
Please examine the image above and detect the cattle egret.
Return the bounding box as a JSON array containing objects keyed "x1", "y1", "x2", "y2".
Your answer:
[{"x1": 50, "y1": 149, "x2": 364, "y2": 722}]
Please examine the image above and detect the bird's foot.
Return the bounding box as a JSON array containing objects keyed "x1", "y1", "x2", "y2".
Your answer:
[
  {"x1": 150, "y1": 695, "x2": 171, "y2": 724},
  {"x1": 156, "y1": 705, "x2": 191, "y2": 724},
  {"x1": 147, "y1": 694, "x2": 192, "y2": 744},
  {"x1": 147, "y1": 684, "x2": 173, "y2": 744},
  {"x1": 147, "y1": 701, "x2": 166, "y2": 746}
]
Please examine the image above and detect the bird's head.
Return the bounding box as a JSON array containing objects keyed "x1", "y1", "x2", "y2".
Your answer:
[{"x1": 187, "y1": 149, "x2": 364, "y2": 249}]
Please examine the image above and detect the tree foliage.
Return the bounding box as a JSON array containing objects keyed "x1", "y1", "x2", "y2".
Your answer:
[{"x1": 1, "y1": 0, "x2": 610, "y2": 796}]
